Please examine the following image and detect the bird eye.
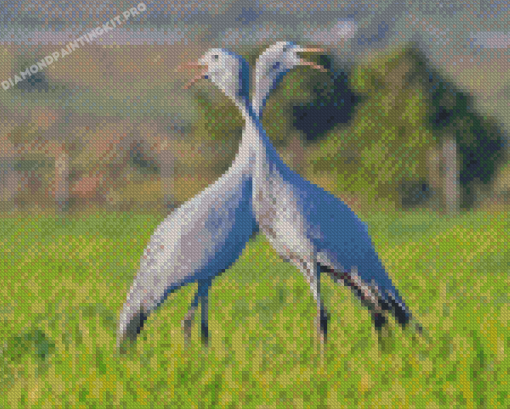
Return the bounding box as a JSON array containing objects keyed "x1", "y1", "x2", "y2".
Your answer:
[
  {"x1": 213, "y1": 55, "x2": 219, "y2": 60},
  {"x1": 282, "y1": 46, "x2": 288, "y2": 52},
  {"x1": 272, "y1": 62, "x2": 281, "y2": 70}
]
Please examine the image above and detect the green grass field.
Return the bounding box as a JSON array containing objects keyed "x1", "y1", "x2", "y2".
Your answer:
[{"x1": 0, "y1": 210, "x2": 508, "y2": 408}]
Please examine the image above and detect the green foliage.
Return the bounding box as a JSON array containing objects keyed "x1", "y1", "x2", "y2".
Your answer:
[
  {"x1": 311, "y1": 44, "x2": 505, "y2": 209},
  {"x1": 261, "y1": 67, "x2": 333, "y2": 147},
  {"x1": 3, "y1": 328, "x2": 55, "y2": 362},
  {"x1": 13, "y1": 157, "x2": 51, "y2": 172},
  {"x1": 313, "y1": 48, "x2": 432, "y2": 206}
]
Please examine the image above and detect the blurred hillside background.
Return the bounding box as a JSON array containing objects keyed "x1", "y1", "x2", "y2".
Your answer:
[{"x1": 0, "y1": 0, "x2": 508, "y2": 216}]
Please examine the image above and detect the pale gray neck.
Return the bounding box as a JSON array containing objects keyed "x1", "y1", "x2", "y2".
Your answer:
[
  {"x1": 251, "y1": 90, "x2": 264, "y2": 120},
  {"x1": 249, "y1": 69, "x2": 288, "y2": 165},
  {"x1": 241, "y1": 101, "x2": 284, "y2": 170},
  {"x1": 230, "y1": 94, "x2": 252, "y2": 122},
  {"x1": 252, "y1": 79, "x2": 267, "y2": 120},
  {"x1": 252, "y1": 69, "x2": 285, "y2": 120},
  {"x1": 221, "y1": 79, "x2": 284, "y2": 171},
  {"x1": 228, "y1": 93, "x2": 260, "y2": 166}
]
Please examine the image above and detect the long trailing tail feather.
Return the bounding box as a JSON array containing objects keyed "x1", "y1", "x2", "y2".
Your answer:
[
  {"x1": 322, "y1": 264, "x2": 428, "y2": 340},
  {"x1": 383, "y1": 289, "x2": 431, "y2": 344},
  {"x1": 322, "y1": 265, "x2": 385, "y2": 316}
]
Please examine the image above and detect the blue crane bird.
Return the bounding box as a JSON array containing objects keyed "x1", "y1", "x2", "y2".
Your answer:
[
  {"x1": 250, "y1": 41, "x2": 424, "y2": 344},
  {"x1": 116, "y1": 50, "x2": 258, "y2": 351}
]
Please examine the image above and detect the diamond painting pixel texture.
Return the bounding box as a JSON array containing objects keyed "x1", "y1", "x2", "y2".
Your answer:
[{"x1": 1, "y1": 0, "x2": 508, "y2": 407}]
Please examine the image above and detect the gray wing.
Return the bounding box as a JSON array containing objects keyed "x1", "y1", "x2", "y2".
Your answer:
[{"x1": 117, "y1": 162, "x2": 257, "y2": 348}]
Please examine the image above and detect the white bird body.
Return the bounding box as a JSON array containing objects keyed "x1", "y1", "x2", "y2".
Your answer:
[
  {"x1": 249, "y1": 42, "x2": 423, "y2": 337},
  {"x1": 254, "y1": 133, "x2": 398, "y2": 305},
  {"x1": 124, "y1": 152, "x2": 255, "y2": 307},
  {"x1": 252, "y1": 124, "x2": 395, "y2": 298},
  {"x1": 117, "y1": 91, "x2": 258, "y2": 349}
]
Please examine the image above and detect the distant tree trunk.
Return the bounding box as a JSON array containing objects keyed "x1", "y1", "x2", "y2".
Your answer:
[
  {"x1": 441, "y1": 137, "x2": 460, "y2": 214},
  {"x1": 427, "y1": 139, "x2": 460, "y2": 214},
  {"x1": 55, "y1": 145, "x2": 70, "y2": 211},
  {"x1": 427, "y1": 147, "x2": 441, "y2": 211}
]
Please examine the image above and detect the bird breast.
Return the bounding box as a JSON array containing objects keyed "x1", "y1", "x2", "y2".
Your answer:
[{"x1": 254, "y1": 168, "x2": 312, "y2": 261}]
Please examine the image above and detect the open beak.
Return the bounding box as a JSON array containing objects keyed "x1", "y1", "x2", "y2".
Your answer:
[
  {"x1": 298, "y1": 47, "x2": 328, "y2": 73},
  {"x1": 300, "y1": 47, "x2": 326, "y2": 54},
  {"x1": 177, "y1": 61, "x2": 209, "y2": 89}
]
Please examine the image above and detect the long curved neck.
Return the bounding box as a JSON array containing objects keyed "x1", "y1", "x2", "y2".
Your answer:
[
  {"x1": 252, "y1": 70, "x2": 289, "y2": 120},
  {"x1": 251, "y1": 87, "x2": 265, "y2": 120},
  {"x1": 223, "y1": 83, "x2": 284, "y2": 172},
  {"x1": 227, "y1": 93, "x2": 262, "y2": 166},
  {"x1": 242, "y1": 100, "x2": 285, "y2": 172},
  {"x1": 230, "y1": 93, "x2": 253, "y2": 122}
]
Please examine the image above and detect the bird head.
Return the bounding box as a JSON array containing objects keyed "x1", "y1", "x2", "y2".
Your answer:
[
  {"x1": 179, "y1": 49, "x2": 250, "y2": 101},
  {"x1": 253, "y1": 41, "x2": 327, "y2": 118}
]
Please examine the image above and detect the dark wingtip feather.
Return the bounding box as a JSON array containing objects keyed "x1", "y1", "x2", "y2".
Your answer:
[
  {"x1": 127, "y1": 310, "x2": 149, "y2": 340},
  {"x1": 384, "y1": 290, "x2": 411, "y2": 328},
  {"x1": 321, "y1": 264, "x2": 428, "y2": 340},
  {"x1": 117, "y1": 310, "x2": 149, "y2": 353},
  {"x1": 384, "y1": 291, "x2": 431, "y2": 343},
  {"x1": 372, "y1": 312, "x2": 387, "y2": 331}
]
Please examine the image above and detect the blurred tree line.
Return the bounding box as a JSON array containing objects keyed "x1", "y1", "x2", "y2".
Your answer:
[{"x1": 0, "y1": 43, "x2": 506, "y2": 214}]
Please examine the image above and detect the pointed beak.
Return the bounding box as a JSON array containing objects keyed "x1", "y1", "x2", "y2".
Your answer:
[
  {"x1": 177, "y1": 61, "x2": 209, "y2": 89},
  {"x1": 300, "y1": 47, "x2": 326, "y2": 54},
  {"x1": 297, "y1": 47, "x2": 328, "y2": 73},
  {"x1": 298, "y1": 59, "x2": 328, "y2": 73}
]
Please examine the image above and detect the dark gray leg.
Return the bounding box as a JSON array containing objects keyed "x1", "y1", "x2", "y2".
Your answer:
[
  {"x1": 296, "y1": 258, "x2": 328, "y2": 345},
  {"x1": 182, "y1": 278, "x2": 213, "y2": 345},
  {"x1": 315, "y1": 266, "x2": 329, "y2": 344},
  {"x1": 198, "y1": 278, "x2": 213, "y2": 346},
  {"x1": 182, "y1": 290, "x2": 200, "y2": 344}
]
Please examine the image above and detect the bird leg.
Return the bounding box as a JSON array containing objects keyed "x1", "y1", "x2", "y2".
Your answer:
[
  {"x1": 316, "y1": 267, "x2": 329, "y2": 345},
  {"x1": 182, "y1": 279, "x2": 213, "y2": 347},
  {"x1": 296, "y1": 258, "x2": 328, "y2": 345},
  {"x1": 182, "y1": 291, "x2": 200, "y2": 345},
  {"x1": 200, "y1": 291, "x2": 209, "y2": 346},
  {"x1": 198, "y1": 278, "x2": 212, "y2": 347},
  {"x1": 318, "y1": 303, "x2": 329, "y2": 345}
]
